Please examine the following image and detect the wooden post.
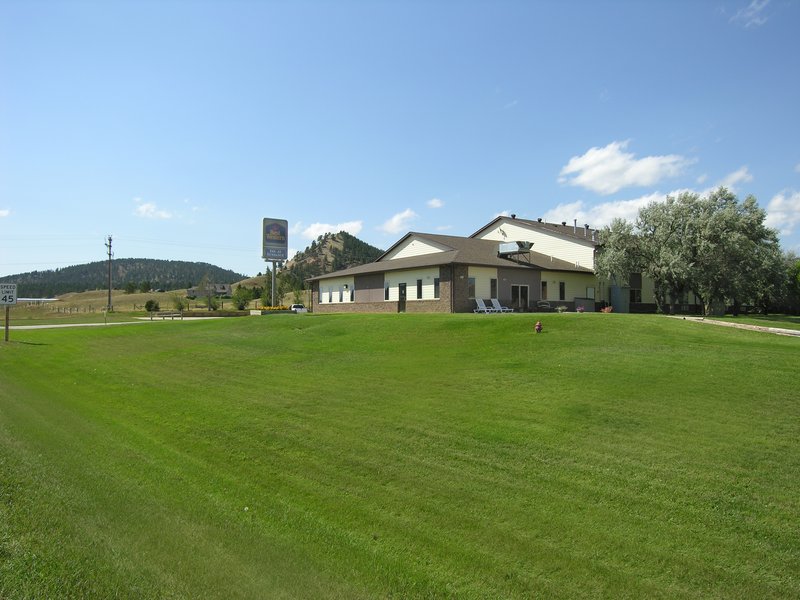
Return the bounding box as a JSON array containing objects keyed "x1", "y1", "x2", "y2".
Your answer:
[{"x1": 4, "y1": 305, "x2": 9, "y2": 342}]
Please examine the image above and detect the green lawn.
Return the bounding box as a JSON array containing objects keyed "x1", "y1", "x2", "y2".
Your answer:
[{"x1": 1, "y1": 313, "x2": 798, "y2": 598}]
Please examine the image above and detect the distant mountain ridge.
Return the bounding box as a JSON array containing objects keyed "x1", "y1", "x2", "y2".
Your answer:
[
  {"x1": 278, "y1": 232, "x2": 384, "y2": 291},
  {"x1": 1, "y1": 259, "x2": 247, "y2": 297}
]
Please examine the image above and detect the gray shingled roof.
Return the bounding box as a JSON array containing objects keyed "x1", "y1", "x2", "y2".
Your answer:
[
  {"x1": 307, "y1": 231, "x2": 592, "y2": 281},
  {"x1": 471, "y1": 216, "x2": 601, "y2": 246}
]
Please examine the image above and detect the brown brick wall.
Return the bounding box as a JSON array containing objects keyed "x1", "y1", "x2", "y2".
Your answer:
[
  {"x1": 313, "y1": 266, "x2": 463, "y2": 313},
  {"x1": 451, "y1": 265, "x2": 475, "y2": 313}
]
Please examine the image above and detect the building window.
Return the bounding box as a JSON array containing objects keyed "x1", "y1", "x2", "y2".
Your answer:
[
  {"x1": 338, "y1": 287, "x2": 343, "y2": 302},
  {"x1": 586, "y1": 286, "x2": 595, "y2": 300},
  {"x1": 434, "y1": 278, "x2": 440, "y2": 299},
  {"x1": 350, "y1": 286, "x2": 354, "y2": 302},
  {"x1": 559, "y1": 282, "x2": 566, "y2": 301},
  {"x1": 468, "y1": 277, "x2": 476, "y2": 298},
  {"x1": 384, "y1": 281, "x2": 390, "y2": 301},
  {"x1": 541, "y1": 281, "x2": 547, "y2": 300},
  {"x1": 630, "y1": 289, "x2": 642, "y2": 303},
  {"x1": 416, "y1": 279, "x2": 423, "y2": 300},
  {"x1": 328, "y1": 287, "x2": 333, "y2": 303},
  {"x1": 490, "y1": 278, "x2": 497, "y2": 299}
]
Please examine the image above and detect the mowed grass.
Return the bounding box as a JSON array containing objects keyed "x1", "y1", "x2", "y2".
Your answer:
[{"x1": 1, "y1": 313, "x2": 798, "y2": 598}]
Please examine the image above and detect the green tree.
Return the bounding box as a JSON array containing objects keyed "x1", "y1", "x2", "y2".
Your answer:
[
  {"x1": 124, "y1": 281, "x2": 137, "y2": 294},
  {"x1": 627, "y1": 192, "x2": 702, "y2": 314},
  {"x1": 231, "y1": 286, "x2": 254, "y2": 310},
  {"x1": 687, "y1": 189, "x2": 780, "y2": 315},
  {"x1": 597, "y1": 188, "x2": 783, "y2": 316},
  {"x1": 139, "y1": 281, "x2": 152, "y2": 293},
  {"x1": 784, "y1": 253, "x2": 800, "y2": 313}
]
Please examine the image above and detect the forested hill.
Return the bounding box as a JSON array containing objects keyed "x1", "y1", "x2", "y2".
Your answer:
[
  {"x1": 1, "y1": 259, "x2": 247, "y2": 297},
  {"x1": 279, "y1": 232, "x2": 384, "y2": 291}
]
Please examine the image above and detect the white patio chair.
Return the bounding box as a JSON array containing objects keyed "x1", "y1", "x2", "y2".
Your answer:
[
  {"x1": 490, "y1": 298, "x2": 513, "y2": 313},
  {"x1": 474, "y1": 298, "x2": 496, "y2": 313}
]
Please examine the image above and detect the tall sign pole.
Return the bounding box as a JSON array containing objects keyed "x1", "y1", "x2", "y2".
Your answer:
[
  {"x1": 1, "y1": 283, "x2": 17, "y2": 342},
  {"x1": 105, "y1": 235, "x2": 113, "y2": 312},
  {"x1": 262, "y1": 218, "x2": 288, "y2": 307}
]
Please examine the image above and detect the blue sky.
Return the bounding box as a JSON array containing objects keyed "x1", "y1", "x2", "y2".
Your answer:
[{"x1": 1, "y1": 0, "x2": 799, "y2": 278}]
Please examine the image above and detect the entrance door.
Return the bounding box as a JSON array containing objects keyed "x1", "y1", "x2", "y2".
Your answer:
[
  {"x1": 511, "y1": 285, "x2": 529, "y2": 310},
  {"x1": 398, "y1": 283, "x2": 407, "y2": 313}
]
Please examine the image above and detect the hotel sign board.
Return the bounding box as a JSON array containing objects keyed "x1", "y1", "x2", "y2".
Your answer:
[
  {"x1": 0, "y1": 283, "x2": 17, "y2": 305},
  {"x1": 262, "y1": 218, "x2": 288, "y2": 261}
]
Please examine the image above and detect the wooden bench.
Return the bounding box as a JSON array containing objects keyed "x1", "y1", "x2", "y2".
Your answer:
[{"x1": 151, "y1": 311, "x2": 183, "y2": 320}]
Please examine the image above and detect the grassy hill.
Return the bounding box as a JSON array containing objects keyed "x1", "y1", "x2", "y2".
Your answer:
[{"x1": 1, "y1": 313, "x2": 798, "y2": 598}]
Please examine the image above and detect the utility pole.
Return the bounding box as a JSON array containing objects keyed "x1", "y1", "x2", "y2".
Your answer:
[{"x1": 105, "y1": 235, "x2": 113, "y2": 312}]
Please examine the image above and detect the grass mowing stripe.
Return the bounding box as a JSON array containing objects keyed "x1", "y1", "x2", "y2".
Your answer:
[{"x1": 1, "y1": 313, "x2": 798, "y2": 598}]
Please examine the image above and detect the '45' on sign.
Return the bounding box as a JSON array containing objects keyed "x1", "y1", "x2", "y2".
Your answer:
[{"x1": 0, "y1": 283, "x2": 17, "y2": 305}]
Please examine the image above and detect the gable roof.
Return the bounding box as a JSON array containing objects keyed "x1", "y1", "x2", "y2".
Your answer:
[
  {"x1": 307, "y1": 231, "x2": 592, "y2": 281},
  {"x1": 471, "y1": 215, "x2": 601, "y2": 246}
]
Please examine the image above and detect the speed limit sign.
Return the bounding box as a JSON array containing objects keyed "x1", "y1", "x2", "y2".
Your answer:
[{"x1": 0, "y1": 284, "x2": 16, "y2": 305}]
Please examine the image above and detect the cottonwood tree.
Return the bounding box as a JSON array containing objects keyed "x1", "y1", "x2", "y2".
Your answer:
[
  {"x1": 636, "y1": 193, "x2": 698, "y2": 314},
  {"x1": 687, "y1": 189, "x2": 781, "y2": 315},
  {"x1": 597, "y1": 188, "x2": 784, "y2": 315},
  {"x1": 594, "y1": 218, "x2": 641, "y2": 286},
  {"x1": 781, "y1": 252, "x2": 800, "y2": 313}
]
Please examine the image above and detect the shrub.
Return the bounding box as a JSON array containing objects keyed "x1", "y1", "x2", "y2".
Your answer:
[
  {"x1": 556, "y1": 305, "x2": 568, "y2": 313},
  {"x1": 144, "y1": 300, "x2": 160, "y2": 313},
  {"x1": 171, "y1": 295, "x2": 188, "y2": 311},
  {"x1": 600, "y1": 306, "x2": 614, "y2": 313}
]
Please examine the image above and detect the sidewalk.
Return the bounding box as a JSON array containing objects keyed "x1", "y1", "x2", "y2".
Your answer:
[
  {"x1": 674, "y1": 316, "x2": 800, "y2": 338},
  {"x1": 10, "y1": 317, "x2": 222, "y2": 330}
]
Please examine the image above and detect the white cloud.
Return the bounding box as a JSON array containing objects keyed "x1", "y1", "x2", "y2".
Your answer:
[
  {"x1": 794, "y1": 163, "x2": 800, "y2": 173},
  {"x1": 502, "y1": 100, "x2": 518, "y2": 110},
  {"x1": 0, "y1": 209, "x2": 9, "y2": 218},
  {"x1": 544, "y1": 192, "x2": 666, "y2": 230},
  {"x1": 435, "y1": 224, "x2": 453, "y2": 232},
  {"x1": 558, "y1": 140, "x2": 693, "y2": 195},
  {"x1": 547, "y1": 176, "x2": 790, "y2": 236},
  {"x1": 717, "y1": 165, "x2": 753, "y2": 190},
  {"x1": 133, "y1": 198, "x2": 172, "y2": 219},
  {"x1": 301, "y1": 220, "x2": 363, "y2": 239},
  {"x1": 730, "y1": 0, "x2": 770, "y2": 27},
  {"x1": 765, "y1": 189, "x2": 800, "y2": 235},
  {"x1": 696, "y1": 174, "x2": 708, "y2": 184},
  {"x1": 427, "y1": 197, "x2": 444, "y2": 209},
  {"x1": 380, "y1": 209, "x2": 417, "y2": 234}
]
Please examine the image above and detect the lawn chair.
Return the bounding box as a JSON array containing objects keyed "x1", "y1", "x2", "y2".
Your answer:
[
  {"x1": 490, "y1": 298, "x2": 513, "y2": 313},
  {"x1": 474, "y1": 298, "x2": 496, "y2": 313}
]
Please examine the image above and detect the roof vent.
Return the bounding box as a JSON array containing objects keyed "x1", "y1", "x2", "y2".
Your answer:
[
  {"x1": 561, "y1": 221, "x2": 567, "y2": 226},
  {"x1": 537, "y1": 218, "x2": 542, "y2": 223},
  {"x1": 510, "y1": 213, "x2": 516, "y2": 219}
]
